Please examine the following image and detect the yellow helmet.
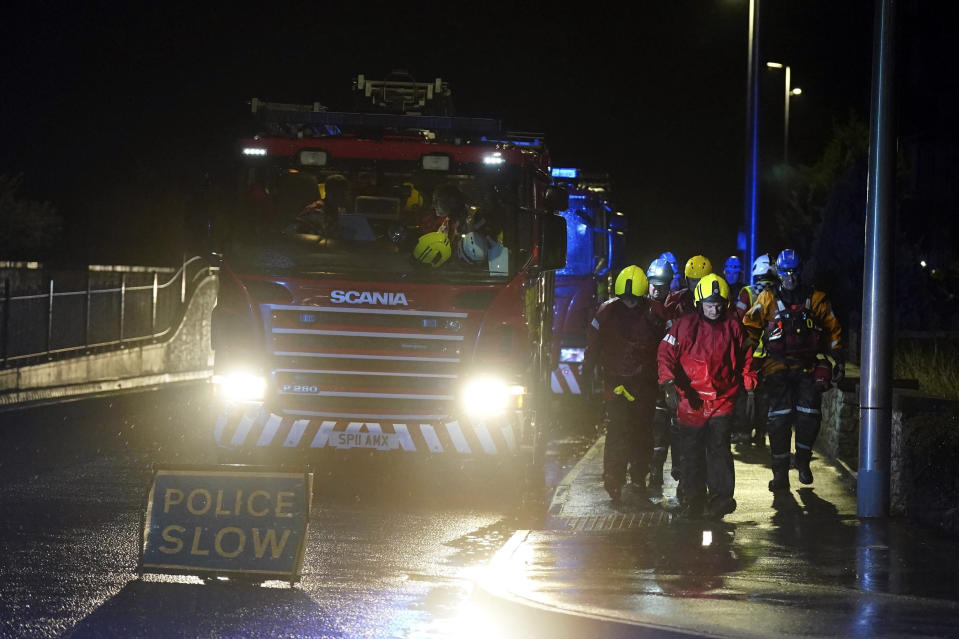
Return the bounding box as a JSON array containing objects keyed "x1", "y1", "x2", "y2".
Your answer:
[
  {"x1": 693, "y1": 273, "x2": 731, "y2": 305},
  {"x1": 684, "y1": 255, "x2": 713, "y2": 279},
  {"x1": 412, "y1": 231, "x2": 451, "y2": 268},
  {"x1": 403, "y1": 182, "x2": 424, "y2": 209},
  {"x1": 614, "y1": 265, "x2": 648, "y2": 298}
]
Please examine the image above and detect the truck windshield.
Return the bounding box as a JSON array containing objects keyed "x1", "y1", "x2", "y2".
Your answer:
[{"x1": 223, "y1": 162, "x2": 532, "y2": 284}]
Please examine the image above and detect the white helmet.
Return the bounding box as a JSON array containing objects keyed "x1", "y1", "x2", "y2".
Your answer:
[
  {"x1": 752, "y1": 253, "x2": 774, "y2": 278},
  {"x1": 456, "y1": 232, "x2": 489, "y2": 265}
]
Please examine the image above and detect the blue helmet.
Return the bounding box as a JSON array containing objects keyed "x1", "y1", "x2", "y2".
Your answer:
[
  {"x1": 659, "y1": 251, "x2": 681, "y2": 290},
  {"x1": 776, "y1": 249, "x2": 801, "y2": 274},
  {"x1": 723, "y1": 255, "x2": 743, "y2": 282},
  {"x1": 647, "y1": 257, "x2": 674, "y2": 286},
  {"x1": 659, "y1": 251, "x2": 678, "y2": 271}
]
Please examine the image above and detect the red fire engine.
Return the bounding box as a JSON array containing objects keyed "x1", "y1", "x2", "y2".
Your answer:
[
  {"x1": 209, "y1": 73, "x2": 567, "y2": 479},
  {"x1": 548, "y1": 169, "x2": 627, "y2": 417}
]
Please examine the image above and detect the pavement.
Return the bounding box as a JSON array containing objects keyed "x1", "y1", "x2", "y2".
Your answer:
[{"x1": 473, "y1": 435, "x2": 959, "y2": 639}]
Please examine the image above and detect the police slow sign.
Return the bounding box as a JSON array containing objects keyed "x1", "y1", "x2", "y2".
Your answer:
[{"x1": 140, "y1": 466, "x2": 313, "y2": 583}]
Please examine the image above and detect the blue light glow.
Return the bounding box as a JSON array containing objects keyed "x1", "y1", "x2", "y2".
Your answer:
[{"x1": 551, "y1": 167, "x2": 578, "y2": 179}]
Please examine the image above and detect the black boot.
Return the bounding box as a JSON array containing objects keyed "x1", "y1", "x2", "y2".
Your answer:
[
  {"x1": 768, "y1": 457, "x2": 791, "y2": 492},
  {"x1": 795, "y1": 449, "x2": 814, "y2": 485},
  {"x1": 648, "y1": 448, "x2": 667, "y2": 491}
]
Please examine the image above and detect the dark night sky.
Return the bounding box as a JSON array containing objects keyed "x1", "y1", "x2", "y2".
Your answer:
[{"x1": 1, "y1": 2, "x2": 882, "y2": 266}]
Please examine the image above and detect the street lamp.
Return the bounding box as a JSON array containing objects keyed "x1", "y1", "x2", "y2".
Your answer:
[
  {"x1": 744, "y1": 0, "x2": 761, "y2": 274},
  {"x1": 766, "y1": 62, "x2": 803, "y2": 164}
]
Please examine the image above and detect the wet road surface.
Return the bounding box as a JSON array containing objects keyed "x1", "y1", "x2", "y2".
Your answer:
[{"x1": 0, "y1": 384, "x2": 594, "y2": 638}]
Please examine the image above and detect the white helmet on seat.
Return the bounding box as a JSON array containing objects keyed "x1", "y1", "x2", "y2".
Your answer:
[{"x1": 456, "y1": 232, "x2": 489, "y2": 265}]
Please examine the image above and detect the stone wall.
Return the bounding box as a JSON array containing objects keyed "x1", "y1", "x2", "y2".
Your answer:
[{"x1": 817, "y1": 379, "x2": 959, "y2": 534}]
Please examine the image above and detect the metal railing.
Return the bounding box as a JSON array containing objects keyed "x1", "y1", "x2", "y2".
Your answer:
[{"x1": 0, "y1": 256, "x2": 216, "y2": 368}]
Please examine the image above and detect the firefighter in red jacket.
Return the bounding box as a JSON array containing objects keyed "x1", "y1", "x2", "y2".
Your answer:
[
  {"x1": 584, "y1": 265, "x2": 665, "y2": 502},
  {"x1": 658, "y1": 273, "x2": 756, "y2": 519},
  {"x1": 742, "y1": 249, "x2": 843, "y2": 491}
]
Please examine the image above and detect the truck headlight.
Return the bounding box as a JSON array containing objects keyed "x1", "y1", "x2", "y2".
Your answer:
[
  {"x1": 213, "y1": 371, "x2": 267, "y2": 402},
  {"x1": 461, "y1": 376, "x2": 525, "y2": 418}
]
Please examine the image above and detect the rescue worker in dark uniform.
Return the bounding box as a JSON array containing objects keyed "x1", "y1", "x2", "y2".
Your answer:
[
  {"x1": 645, "y1": 257, "x2": 677, "y2": 493},
  {"x1": 731, "y1": 253, "x2": 778, "y2": 446},
  {"x1": 658, "y1": 273, "x2": 756, "y2": 519},
  {"x1": 742, "y1": 249, "x2": 844, "y2": 491},
  {"x1": 665, "y1": 254, "x2": 712, "y2": 318},
  {"x1": 584, "y1": 265, "x2": 664, "y2": 502}
]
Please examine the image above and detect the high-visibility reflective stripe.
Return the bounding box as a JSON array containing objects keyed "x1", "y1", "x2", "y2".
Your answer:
[
  {"x1": 420, "y1": 424, "x2": 443, "y2": 452},
  {"x1": 391, "y1": 423, "x2": 417, "y2": 451},
  {"x1": 256, "y1": 413, "x2": 284, "y2": 446},
  {"x1": 737, "y1": 301, "x2": 748, "y2": 310},
  {"x1": 776, "y1": 300, "x2": 786, "y2": 311},
  {"x1": 591, "y1": 318, "x2": 600, "y2": 329},
  {"x1": 796, "y1": 406, "x2": 821, "y2": 415},
  {"x1": 831, "y1": 340, "x2": 840, "y2": 348},
  {"x1": 445, "y1": 421, "x2": 471, "y2": 453},
  {"x1": 561, "y1": 364, "x2": 581, "y2": 394},
  {"x1": 773, "y1": 452, "x2": 791, "y2": 460},
  {"x1": 768, "y1": 408, "x2": 792, "y2": 417},
  {"x1": 663, "y1": 334, "x2": 677, "y2": 346},
  {"x1": 473, "y1": 422, "x2": 497, "y2": 454},
  {"x1": 283, "y1": 419, "x2": 310, "y2": 446},
  {"x1": 310, "y1": 421, "x2": 337, "y2": 447},
  {"x1": 796, "y1": 442, "x2": 812, "y2": 450},
  {"x1": 551, "y1": 371, "x2": 564, "y2": 393},
  {"x1": 230, "y1": 411, "x2": 258, "y2": 446}
]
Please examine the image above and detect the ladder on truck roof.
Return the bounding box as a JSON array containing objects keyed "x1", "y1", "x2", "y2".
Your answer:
[{"x1": 354, "y1": 71, "x2": 451, "y2": 115}]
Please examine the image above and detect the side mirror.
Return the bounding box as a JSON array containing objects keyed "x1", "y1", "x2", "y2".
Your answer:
[
  {"x1": 541, "y1": 213, "x2": 567, "y2": 271},
  {"x1": 543, "y1": 186, "x2": 569, "y2": 213}
]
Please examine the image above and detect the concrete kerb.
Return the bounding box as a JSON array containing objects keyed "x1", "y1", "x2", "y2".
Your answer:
[
  {"x1": 471, "y1": 436, "x2": 712, "y2": 638},
  {"x1": 471, "y1": 529, "x2": 708, "y2": 639},
  {"x1": 545, "y1": 435, "x2": 604, "y2": 520}
]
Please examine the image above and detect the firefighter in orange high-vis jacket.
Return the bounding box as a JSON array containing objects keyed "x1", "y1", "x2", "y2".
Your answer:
[
  {"x1": 658, "y1": 273, "x2": 756, "y2": 520},
  {"x1": 742, "y1": 249, "x2": 843, "y2": 492},
  {"x1": 584, "y1": 265, "x2": 665, "y2": 502}
]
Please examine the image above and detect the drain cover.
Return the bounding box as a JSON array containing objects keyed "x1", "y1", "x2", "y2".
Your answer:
[{"x1": 554, "y1": 510, "x2": 674, "y2": 531}]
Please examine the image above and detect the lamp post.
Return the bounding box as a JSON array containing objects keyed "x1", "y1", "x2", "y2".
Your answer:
[
  {"x1": 766, "y1": 62, "x2": 803, "y2": 165},
  {"x1": 744, "y1": 0, "x2": 761, "y2": 271}
]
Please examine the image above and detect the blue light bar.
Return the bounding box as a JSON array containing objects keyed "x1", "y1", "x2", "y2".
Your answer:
[
  {"x1": 551, "y1": 167, "x2": 578, "y2": 179},
  {"x1": 480, "y1": 136, "x2": 542, "y2": 147}
]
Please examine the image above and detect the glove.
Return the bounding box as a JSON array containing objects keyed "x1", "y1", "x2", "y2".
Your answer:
[
  {"x1": 833, "y1": 362, "x2": 845, "y2": 385},
  {"x1": 831, "y1": 351, "x2": 846, "y2": 385},
  {"x1": 745, "y1": 390, "x2": 756, "y2": 425},
  {"x1": 662, "y1": 380, "x2": 680, "y2": 414},
  {"x1": 613, "y1": 384, "x2": 635, "y2": 402},
  {"x1": 686, "y1": 390, "x2": 703, "y2": 411}
]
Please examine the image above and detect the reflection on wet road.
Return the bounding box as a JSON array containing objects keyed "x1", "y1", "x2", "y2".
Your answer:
[{"x1": 0, "y1": 384, "x2": 594, "y2": 638}]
